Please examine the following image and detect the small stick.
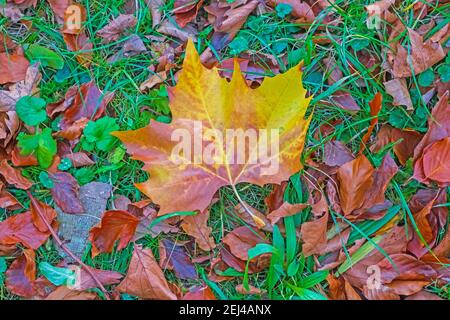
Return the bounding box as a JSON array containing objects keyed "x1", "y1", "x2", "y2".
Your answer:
[{"x1": 29, "y1": 194, "x2": 111, "y2": 300}]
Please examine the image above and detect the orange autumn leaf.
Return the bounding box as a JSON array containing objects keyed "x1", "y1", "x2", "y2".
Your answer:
[
  {"x1": 336, "y1": 155, "x2": 375, "y2": 215},
  {"x1": 113, "y1": 39, "x2": 312, "y2": 215},
  {"x1": 223, "y1": 226, "x2": 268, "y2": 261},
  {"x1": 182, "y1": 285, "x2": 216, "y2": 300},
  {"x1": 300, "y1": 212, "x2": 328, "y2": 257},
  {"x1": 266, "y1": 202, "x2": 308, "y2": 225},
  {"x1": 28, "y1": 192, "x2": 57, "y2": 233},
  {"x1": 89, "y1": 210, "x2": 140, "y2": 257},
  {"x1": 0, "y1": 159, "x2": 33, "y2": 190},
  {"x1": 116, "y1": 245, "x2": 177, "y2": 300},
  {"x1": 415, "y1": 137, "x2": 450, "y2": 187},
  {"x1": 359, "y1": 92, "x2": 382, "y2": 153},
  {"x1": 0, "y1": 211, "x2": 51, "y2": 249}
]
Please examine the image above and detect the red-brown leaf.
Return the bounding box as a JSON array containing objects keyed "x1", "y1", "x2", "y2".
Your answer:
[
  {"x1": 0, "y1": 159, "x2": 33, "y2": 189},
  {"x1": 116, "y1": 245, "x2": 177, "y2": 300},
  {"x1": 0, "y1": 212, "x2": 51, "y2": 249},
  {"x1": 5, "y1": 249, "x2": 36, "y2": 297},
  {"x1": 181, "y1": 210, "x2": 216, "y2": 251},
  {"x1": 300, "y1": 212, "x2": 328, "y2": 257},
  {"x1": 89, "y1": 210, "x2": 139, "y2": 257},
  {"x1": 28, "y1": 192, "x2": 57, "y2": 233},
  {"x1": 336, "y1": 155, "x2": 375, "y2": 216},
  {"x1": 49, "y1": 172, "x2": 84, "y2": 214},
  {"x1": 223, "y1": 226, "x2": 267, "y2": 261},
  {"x1": 0, "y1": 52, "x2": 29, "y2": 84}
]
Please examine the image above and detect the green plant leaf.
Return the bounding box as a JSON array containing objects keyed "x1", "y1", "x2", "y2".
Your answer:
[
  {"x1": 287, "y1": 283, "x2": 328, "y2": 300},
  {"x1": 16, "y1": 96, "x2": 47, "y2": 126},
  {"x1": 438, "y1": 64, "x2": 450, "y2": 83},
  {"x1": 229, "y1": 36, "x2": 248, "y2": 55},
  {"x1": 39, "y1": 171, "x2": 54, "y2": 189},
  {"x1": 17, "y1": 128, "x2": 57, "y2": 169},
  {"x1": 25, "y1": 44, "x2": 64, "y2": 70},
  {"x1": 276, "y1": 3, "x2": 293, "y2": 19},
  {"x1": 298, "y1": 270, "x2": 329, "y2": 289},
  {"x1": 39, "y1": 262, "x2": 77, "y2": 286},
  {"x1": 83, "y1": 117, "x2": 119, "y2": 152},
  {"x1": 418, "y1": 69, "x2": 435, "y2": 87}
]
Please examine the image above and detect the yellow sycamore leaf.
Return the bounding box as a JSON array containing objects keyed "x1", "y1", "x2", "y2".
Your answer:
[{"x1": 113, "y1": 39, "x2": 312, "y2": 215}]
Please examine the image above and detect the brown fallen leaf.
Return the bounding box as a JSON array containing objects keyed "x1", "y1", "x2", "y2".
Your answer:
[
  {"x1": 59, "y1": 81, "x2": 114, "y2": 131},
  {"x1": 414, "y1": 92, "x2": 449, "y2": 160},
  {"x1": 159, "y1": 239, "x2": 197, "y2": 280},
  {"x1": 414, "y1": 137, "x2": 450, "y2": 187},
  {"x1": 372, "y1": 125, "x2": 423, "y2": 165},
  {"x1": 323, "y1": 140, "x2": 354, "y2": 167},
  {"x1": 47, "y1": 0, "x2": 72, "y2": 21},
  {"x1": 267, "y1": 202, "x2": 308, "y2": 225},
  {"x1": 116, "y1": 245, "x2": 177, "y2": 300},
  {"x1": 45, "y1": 286, "x2": 98, "y2": 300},
  {"x1": 264, "y1": 182, "x2": 288, "y2": 212},
  {"x1": 0, "y1": 63, "x2": 41, "y2": 112},
  {"x1": 235, "y1": 284, "x2": 265, "y2": 295},
  {"x1": 139, "y1": 71, "x2": 167, "y2": 91},
  {"x1": 182, "y1": 285, "x2": 216, "y2": 300},
  {"x1": 386, "y1": 279, "x2": 429, "y2": 296},
  {"x1": 28, "y1": 192, "x2": 58, "y2": 233},
  {"x1": 0, "y1": 211, "x2": 51, "y2": 249},
  {"x1": 157, "y1": 20, "x2": 198, "y2": 42},
  {"x1": 392, "y1": 28, "x2": 445, "y2": 78},
  {"x1": 300, "y1": 212, "x2": 328, "y2": 257},
  {"x1": 362, "y1": 285, "x2": 400, "y2": 300},
  {"x1": 205, "y1": 0, "x2": 258, "y2": 42},
  {"x1": 405, "y1": 290, "x2": 443, "y2": 300},
  {"x1": 61, "y1": 152, "x2": 95, "y2": 167},
  {"x1": 5, "y1": 249, "x2": 36, "y2": 298},
  {"x1": 0, "y1": 182, "x2": 21, "y2": 210},
  {"x1": 0, "y1": 159, "x2": 33, "y2": 189},
  {"x1": 268, "y1": 0, "x2": 315, "y2": 23},
  {"x1": 173, "y1": 0, "x2": 204, "y2": 28},
  {"x1": 63, "y1": 32, "x2": 93, "y2": 68},
  {"x1": 89, "y1": 210, "x2": 140, "y2": 257},
  {"x1": 0, "y1": 52, "x2": 29, "y2": 84},
  {"x1": 359, "y1": 93, "x2": 382, "y2": 153},
  {"x1": 50, "y1": 172, "x2": 84, "y2": 214},
  {"x1": 97, "y1": 14, "x2": 137, "y2": 43},
  {"x1": 181, "y1": 210, "x2": 216, "y2": 251},
  {"x1": 384, "y1": 78, "x2": 413, "y2": 111},
  {"x1": 336, "y1": 155, "x2": 375, "y2": 216},
  {"x1": 377, "y1": 253, "x2": 437, "y2": 283},
  {"x1": 326, "y1": 275, "x2": 362, "y2": 300},
  {"x1": 233, "y1": 202, "x2": 272, "y2": 231},
  {"x1": 145, "y1": 0, "x2": 163, "y2": 27},
  {"x1": 223, "y1": 226, "x2": 268, "y2": 261}
]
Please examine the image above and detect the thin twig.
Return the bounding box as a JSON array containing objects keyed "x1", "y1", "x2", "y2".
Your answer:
[{"x1": 29, "y1": 194, "x2": 111, "y2": 300}]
